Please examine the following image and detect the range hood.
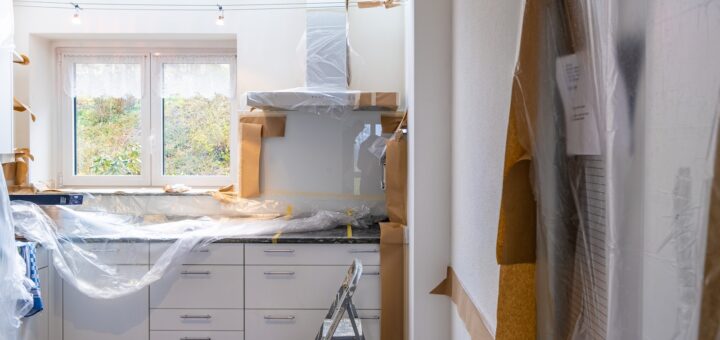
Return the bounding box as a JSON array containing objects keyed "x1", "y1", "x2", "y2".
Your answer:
[{"x1": 245, "y1": 8, "x2": 397, "y2": 112}]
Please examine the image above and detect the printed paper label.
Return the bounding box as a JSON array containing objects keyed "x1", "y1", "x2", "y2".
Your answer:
[{"x1": 556, "y1": 54, "x2": 602, "y2": 155}]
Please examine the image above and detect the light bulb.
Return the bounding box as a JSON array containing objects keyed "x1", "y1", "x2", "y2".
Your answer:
[
  {"x1": 215, "y1": 5, "x2": 224, "y2": 26},
  {"x1": 72, "y1": 12, "x2": 82, "y2": 25},
  {"x1": 71, "y1": 4, "x2": 82, "y2": 25}
]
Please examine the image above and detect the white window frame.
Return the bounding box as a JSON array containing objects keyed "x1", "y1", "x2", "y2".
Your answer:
[
  {"x1": 150, "y1": 51, "x2": 237, "y2": 187},
  {"x1": 58, "y1": 48, "x2": 237, "y2": 188}
]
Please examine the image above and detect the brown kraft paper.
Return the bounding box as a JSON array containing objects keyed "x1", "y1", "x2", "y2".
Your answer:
[
  {"x1": 492, "y1": 0, "x2": 545, "y2": 338},
  {"x1": 239, "y1": 116, "x2": 287, "y2": 138},
  {"x1": 380, "y1": 115, "x2": 405, "y2": 134},
  {"x1": 358, "y1": 92, "x2": 399, "y2": 111},
  {"x1": 385, "y1": 128, "x2": 407, "y2": 225},
  {"x1": 380, "y1": 222, "x2": 406, "y2": 340},
  {"x1": 431, "y1": 267, "x2": 493, "y2": 340},
  {"x1": 239, "y1": 123, "x2": 263, "y2": 198},
  {"x1": 700, "y1": 117, "x2": 720, "y2": 339}
]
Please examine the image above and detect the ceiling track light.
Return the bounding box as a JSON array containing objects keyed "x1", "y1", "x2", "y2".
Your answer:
[
  {"x1": 216, "y1": 4, "x2": 225, "y2": 26},
  {"x1": 71, "y1": 3, "x2": 82, "y2": 24}
]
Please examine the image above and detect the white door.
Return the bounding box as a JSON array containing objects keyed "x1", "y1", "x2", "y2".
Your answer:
[{"x1": 63, "y1": 265, "x2": 149, "y2": 340}]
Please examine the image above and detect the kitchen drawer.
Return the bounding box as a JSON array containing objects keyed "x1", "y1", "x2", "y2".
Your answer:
[
  {"x1": 245, "y1": 265, "x2": 380, "y2": 309},
  {"x1": 150, "y1": 331, "x2": 243, "y2": 340},
  {"x1": 244, "y1": 310, "x2": 325, "y2": 340},
  {"x1": 77, "y1": 242, "x2": 150, "y2": 265},
  {"x1": 151, "y1": 265, "x2": 243, "y2": 309},
  {"x1": 356, "y1": 311, "x2": 381, "y2": 340},
  {"x1": 245, "y1": 244, "x2": 379, "y2": 266},
  {"x1": 151, "y1": 309, "x2": 244, "y2": 331},
  {"x1": 244, "y1": 310, "x2": 380, "y2": 340},
  {"x1": 150, "y1": 243, "x2": 244, "y2": 265}
]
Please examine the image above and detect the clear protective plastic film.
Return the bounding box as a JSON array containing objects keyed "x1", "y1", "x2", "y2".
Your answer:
[
  {"x1": 518, "y1": 0, "x2": 720, "y2": 339},
  {"x1": 0, "y1": 170, "x2": 34, "y2": 338},
  {"x1": 10, "y1": 192, "x2": 375, "y2": 300}
]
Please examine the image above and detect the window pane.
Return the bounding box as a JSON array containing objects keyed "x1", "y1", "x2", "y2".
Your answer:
[
  {"x1": 162, "y1": 64, "x2": 231, "y2": 176},
  {"x1": 74, "y1": 63, "x2": 142, "y2": 176},
  {"x1": 163, "y1": 95, "x2": 231, "y2": 176}
]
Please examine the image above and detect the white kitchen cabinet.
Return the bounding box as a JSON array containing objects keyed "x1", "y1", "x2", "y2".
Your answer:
[
  {"x1": 150, "y1": 265, "x2": 244, "y2": 309},
  {"x1": 245, "y1": 244, "x2": 380, "y2": 266},
  {"x1": 150, "y1": 330, "x2": 244, "y2": 340},
  {"x1": 63, "y1": 265, "x2": 150, "y2": 340},
  {"x1": 52, "y1": 241, "x2": 382, "y2": 340},
  {"x1": 245, "y1": 309, "x2": 326, "y2": 340},
  {"x1": 245, "y1": 265, "x2": 380, "y2": 310},
  {"x1": 0, "y1": 47, "x2": 13, "y2": 158},
  {"x1": 150, "y1": 309, "x2": 244, "y2": 331}
]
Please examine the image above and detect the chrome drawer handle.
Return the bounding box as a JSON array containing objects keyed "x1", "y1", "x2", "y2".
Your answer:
[
  {"x1": 349, "y1": 249, "x2": 379, "y2": 253},
  {"x1": 180, "y1": 314, "x2": 212, "y2": 319},
  {"x1": 180, "y1": 337, "x2": 211, "y2": 340},
  {"x1": 364, "y1": 272, "x2": 380, "y2": 276},
  {"x1": 263, "y1": 249, "x2": 295, "y2": 253},
  {"x1": 359, "y1": 315, "x2": 380, "y2": 320},
  {"x1": 89, "y1": 248, "x2": 120, "y2": 253},
  {"x1": 181, "y1": 270, "x2": 211, "y2": 275},
  {"x1": 264, "y1": 271, "x2": 295, "y2": 276},
  {"x1": 191, "y1": 248, "x2": 210, "y2": 253},
  {"x1": 264, "y1": 315, "x2": 296, "y2": 320}
]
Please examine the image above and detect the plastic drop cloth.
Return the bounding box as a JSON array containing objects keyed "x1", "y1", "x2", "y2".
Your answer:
[
  {"x1": 0, "y1": 173, "x2": 34, "y2": 339},
  {"x1": 516, "y1": 0, "x2": 720, "y2": 339},
  {"x1": 8, "y1": 191, "x2": 375, "y2": 300}
]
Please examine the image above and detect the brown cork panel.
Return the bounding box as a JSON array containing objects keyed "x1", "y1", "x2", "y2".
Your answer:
[{"x1": 496, "y1": 264, "x2": 536, "y2": 340}]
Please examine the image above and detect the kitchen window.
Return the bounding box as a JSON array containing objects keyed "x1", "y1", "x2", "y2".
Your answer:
[{"x1": 59, "y1": 50, "x2": 236, "y2": 187}]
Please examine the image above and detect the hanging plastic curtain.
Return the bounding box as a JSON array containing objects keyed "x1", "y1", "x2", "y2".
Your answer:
[{"x1": 516, "y1": 0, "x2": 720, "y2": 339}]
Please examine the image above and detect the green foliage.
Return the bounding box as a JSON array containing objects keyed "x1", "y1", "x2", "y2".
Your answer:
[
  {"x1": 75, "y1": 96, "x2": 142, "y2": 176},
  {"x1": 74, "y1": 94, "x2": 230, "y2": 177},
  {"x1": 163, "y1": 95, "x2": 230, "y2": 176}
]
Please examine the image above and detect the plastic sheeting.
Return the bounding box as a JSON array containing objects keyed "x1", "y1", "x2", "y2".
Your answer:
[
  {"x1": 518, "y1": 0, "x2": 720, "y2": 339},
  {"x1": 9, "y1": 192, "x2": 374, "y2": 300},
  {"x1": 0, "y1": 170, "x2": 34, "y2": 338}
]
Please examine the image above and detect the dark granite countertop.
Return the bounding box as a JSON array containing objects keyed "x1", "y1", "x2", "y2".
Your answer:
[
  {"x1": 17, "y1": 224, "x2": 381, "y2": 244},
  {"x1": 214, "y1": 224, "x2": 380, "y2": 244}
]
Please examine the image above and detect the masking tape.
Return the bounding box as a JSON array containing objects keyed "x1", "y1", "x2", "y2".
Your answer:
[
  {"x1": 272, "y1": 231, "x2": 282, "y2": 244},
  {"x1": 431, "y1": 267, "x2": 494, "y2": 340}
]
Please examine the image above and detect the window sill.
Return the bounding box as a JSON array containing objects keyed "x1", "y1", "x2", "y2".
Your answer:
[{"x1": 55, "y1": 187, "x2": 223, "y2": 196}]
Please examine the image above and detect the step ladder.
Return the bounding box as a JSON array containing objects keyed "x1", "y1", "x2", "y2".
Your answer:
[{"x1": 315, "y1": 259, "x2": 365, "y2": 340}]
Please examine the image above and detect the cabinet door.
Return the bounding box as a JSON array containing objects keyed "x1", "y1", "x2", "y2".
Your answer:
[
  {"x1": 0, "y1": 48, "x2": 12, "y2": 156},
  {"x1": 18, "y1": 267, "x2": 49, "y2": 340},
  {"x1": 63, "y1": 265, "x2": 149, "y2": 340}
]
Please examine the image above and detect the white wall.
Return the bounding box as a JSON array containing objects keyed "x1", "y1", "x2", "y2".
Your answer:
[
  {"x1": 642, "y1": 1, "x2": 720, "y2": 339},
  {"x1": 450, "y1": 0, "x2": 524, "y2": 337},
  {"x1": 406, "y1": 0, "x2": 452, "y2": 339}
]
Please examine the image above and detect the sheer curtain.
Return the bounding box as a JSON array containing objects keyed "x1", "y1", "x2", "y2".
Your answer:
[
  {"x1": 61, "y1": 55, "x2": 145, "y2": 98},
  {"x1": 153, "y1": 55, "x2": 237, "y2": 99}
]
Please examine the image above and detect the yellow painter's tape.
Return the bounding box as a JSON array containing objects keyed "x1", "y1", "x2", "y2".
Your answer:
[{"x1": 272, "y1": 231, "x2": 282, "y2": 244}]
